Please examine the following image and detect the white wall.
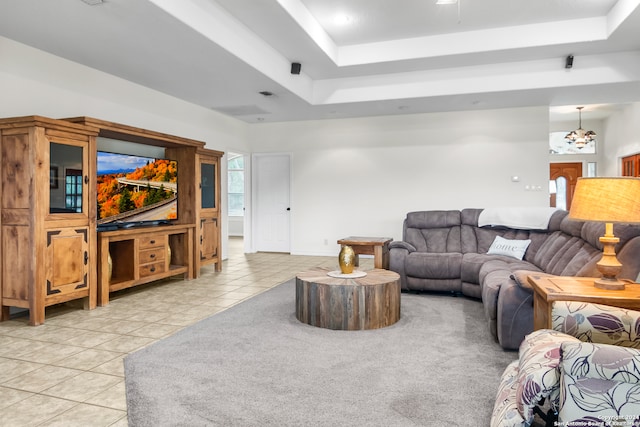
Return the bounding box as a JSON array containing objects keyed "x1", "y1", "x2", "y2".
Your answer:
[
  {"x1": 248, "y1": 107, "x2": 551, "y2": 256},
  {"x1": 228, "y1": 217, "x2": 244, "y2": 236},
  {"x1": 0, "y1": 36, "x2": 251, "y2": 259},
  {"x1": 601, "y1": 103, "x2": 640, "y2": 176},
  {"x1": 0, "y1": 37, "x2": 248, "y2": 148}
]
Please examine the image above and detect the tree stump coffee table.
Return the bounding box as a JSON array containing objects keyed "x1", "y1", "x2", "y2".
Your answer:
[{"x1": 295, "y1": 267, "x2": 401, "y2": 330}]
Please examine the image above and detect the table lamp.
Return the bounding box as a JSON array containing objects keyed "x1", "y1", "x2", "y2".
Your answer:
[{"x1": 568, "y1": 177, "x2": 640, "y2": 290}]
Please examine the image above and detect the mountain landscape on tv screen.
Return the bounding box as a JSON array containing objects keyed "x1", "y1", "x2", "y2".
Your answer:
[{"x1": 97, "y1": 153, "x2": 178, "y2": 223}]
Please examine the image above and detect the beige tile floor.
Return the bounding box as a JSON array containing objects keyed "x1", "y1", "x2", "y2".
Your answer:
[{"x1": 0, "y1": 238, "x2": 372, "y2": 426}]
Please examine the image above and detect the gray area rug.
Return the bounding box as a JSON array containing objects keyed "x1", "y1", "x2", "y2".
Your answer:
[{"x1": 125, "y1": 279, "x2": 517, "y2": 426}]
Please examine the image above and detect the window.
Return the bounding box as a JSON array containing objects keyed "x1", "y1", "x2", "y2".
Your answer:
[
  {"x1": 555, "y1": 176, "x2": 567, "y2": 211},
  {"x1": 65, "y1": 168, "x2": 83, "y2": 212},
  {"x1": 228, "y1": 154, "x2": 244, "y2": 216},
  {"x1": 549, "y1": 131, "x2": 596, "y2": 154}
]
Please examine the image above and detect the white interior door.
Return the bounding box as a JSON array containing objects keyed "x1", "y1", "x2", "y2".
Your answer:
[{"x1": 253, "y1": 153, "x2": 290, "y2": 253}]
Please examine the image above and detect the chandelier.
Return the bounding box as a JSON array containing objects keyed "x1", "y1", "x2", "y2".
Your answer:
[{"x1": 565, "y1": 107, "x2": 596, "y2": 149}]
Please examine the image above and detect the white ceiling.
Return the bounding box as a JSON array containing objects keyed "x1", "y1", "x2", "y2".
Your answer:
[{"x1": 1, "y1": 0, "x2": 639, "y2": 123}]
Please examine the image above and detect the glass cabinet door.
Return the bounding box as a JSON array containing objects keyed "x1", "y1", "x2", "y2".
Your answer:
[
  {"x1": 200, "y1": 162, "x2": 216, "y2": 209},
  {"x1": 49, "y1": 141, "x2": 85, "y2": 214}
]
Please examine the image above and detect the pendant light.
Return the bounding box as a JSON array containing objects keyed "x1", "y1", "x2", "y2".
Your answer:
[{"x1": 565, "y1": 107, "x2": 596, "y2": 149}]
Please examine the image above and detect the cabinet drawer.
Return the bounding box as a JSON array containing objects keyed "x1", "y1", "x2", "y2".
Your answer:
[
  {"x1": 139, "y1": 247, "x2": 166, "y2": 264},
  {"x1": 139, "y1": 235, "x2": 167, "y2": 249},
  {"x1": 139, "y1": 261, "x2": 166, "y2": 278}
]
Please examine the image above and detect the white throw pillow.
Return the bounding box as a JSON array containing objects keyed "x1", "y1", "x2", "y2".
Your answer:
[{"x1": 487, "y1": 236, "x2": 531, "y2": 260}]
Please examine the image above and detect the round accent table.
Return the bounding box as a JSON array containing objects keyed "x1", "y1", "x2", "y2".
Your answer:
[{"x1": 295, "y1": 267, "x2": 401, "y2": 330}]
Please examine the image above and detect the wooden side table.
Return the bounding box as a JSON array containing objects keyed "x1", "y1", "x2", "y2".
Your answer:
[
  {"x1": 336, "y1": 236, "x2": 393, "y2": 269},
  {"x1": 296, "y1": 267, "x2": 400, "y2": 330},
  {"x1": 528, "y1": 275, "x2": 640, "y2": 330}
]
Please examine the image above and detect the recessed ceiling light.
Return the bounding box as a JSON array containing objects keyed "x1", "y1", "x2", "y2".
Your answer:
[
  {"x1": 259, "y1": 91, "x2": 274, "y2": 97},
  {"x1": 436, "y1": 0, "x2": 458, "y2": 4}
]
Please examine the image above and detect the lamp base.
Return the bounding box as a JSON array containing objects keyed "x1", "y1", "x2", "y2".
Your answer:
[
  {"x1": 594, "y1": 224, "x2": 625, "y2": 291},
  {"x1": 593, "y1": 277, "x2": 626, "y2": 291}
]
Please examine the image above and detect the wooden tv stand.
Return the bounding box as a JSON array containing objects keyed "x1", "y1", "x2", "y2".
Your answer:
[{"x1": 97, "y1": 224, "x2": 195, "y2": 306}]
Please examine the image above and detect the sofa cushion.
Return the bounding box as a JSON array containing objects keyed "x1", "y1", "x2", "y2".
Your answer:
[
  {"x1": 478, "y1": 259, "x2": 540, "y2": 287},
  {"x1": 404, "y1": 210, "x2": 462, "y2": 253},
  {"x1": 559, "y1": 215, "x2": 584, "y2": 238},
  {"x1": 405, "y1": 252, "x2": 462, "y2": 279},
  {"x1": 487, "y1": 236, "x2": 531, "y2": 260},
  {"x1": 405, "y1": 277, "x2": 462, "y2": 293},
  {"x1": 547, "y1": 209, "x2": 568, "y2": 231},
  {"x1": 462, "y1": 226, "x2": 534, "y2": 255},
  {"x1": 530, "y1": 231, "x2": 601, "y2": 276},
  {"x1": 616, "y1": 236, "x2": 640, "y2": 282},
  {"x1": 462, "y1": 253, "x2": 539, "y2": 286},
  {"x1": 405, "y1": 210, "x2": 461, "y2": 229}
]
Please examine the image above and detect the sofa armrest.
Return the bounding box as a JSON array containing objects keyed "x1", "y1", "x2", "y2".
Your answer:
[
  {"x1": 552, "y1": 301, "x2": 640, "y2": 347},
  {"x1": 389, "y1": 241, "x2": 416, "y2": 253},
  {"x1": 509, "y1": 271, "x2": 553, "y2": 291},
  {"x1": 389, "y1": 241, "x2": 416, "y2": 291}
]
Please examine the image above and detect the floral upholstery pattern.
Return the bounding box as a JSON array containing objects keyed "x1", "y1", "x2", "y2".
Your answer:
[
  {"x1": 492, "y1": 301, "x2": 640, "y2": 427},
  {"x1": 516, "y1": 329, "x2": 580, "y2": 419},
  {"x1": 558, "y1": 341, "x2": 640, "y2": 426},
  {"x1": 552, "y1": 301, "x2": 640, "y2": 348},
  {"x1": 490, "y1": 360, "x2": 526, "y2": 427}
]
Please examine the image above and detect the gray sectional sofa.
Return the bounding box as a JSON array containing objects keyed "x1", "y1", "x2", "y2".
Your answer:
[{"x1": 388, "y1": 208, "x2": 640, "y2": 350}]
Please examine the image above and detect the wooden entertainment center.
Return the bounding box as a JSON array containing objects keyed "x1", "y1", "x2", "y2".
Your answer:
[
  {"x1": 97, "y1": 224, "x2": 194, "y2": 306},
  {"x1": 0, "y1": 116, "x2": 223, "y2": 325}
]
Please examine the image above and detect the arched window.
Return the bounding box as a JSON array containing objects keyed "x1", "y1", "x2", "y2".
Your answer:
[{"x1": 555, "y1": 176, "x2": 567, "y2": 211}]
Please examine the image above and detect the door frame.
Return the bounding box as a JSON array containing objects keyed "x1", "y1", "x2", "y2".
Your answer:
[
  {"x1": 250, "y1": 152, "x2": 292, "y2": 253},
  {"x1": 225, "y1": 150, "x2": 251, "y2": 254}
]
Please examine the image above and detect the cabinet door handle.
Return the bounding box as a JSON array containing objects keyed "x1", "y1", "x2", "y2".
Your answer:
[
  {"x1": 84, "y1": 175, "x2": 89, "y2": 184},
  {"x1": 150, "y1": 240, "x2": 155, "y2": 244},
  {"x1": 84, "y1": 251, "x2": 88, "y2": 265},
  {"x1": 150, "y1": 254, "x2": 155, "y2": 259},
  {"x1": 150, "y1": 267, "x2": 156, "y2": 273}
]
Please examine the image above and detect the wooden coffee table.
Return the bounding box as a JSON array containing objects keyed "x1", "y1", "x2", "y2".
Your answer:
[
  {"x1": 336, "y1": 236, "x2": 393, "y2": 269},
  {"x1": 295, "y1": 267, "x2": 400, "y2": 330},
  {"x1": 528, "y1": 275, "x2": 640, "y2": 330}
]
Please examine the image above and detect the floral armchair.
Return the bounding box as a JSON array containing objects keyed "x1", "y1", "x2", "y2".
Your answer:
[{"x1": 491, "y1": 301, "x2": 640, "y2": 427}]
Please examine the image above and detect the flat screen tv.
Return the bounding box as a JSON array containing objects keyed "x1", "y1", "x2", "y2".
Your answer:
[{"x1": 97, "y1": 151, "x2": 178, "y2": 227}]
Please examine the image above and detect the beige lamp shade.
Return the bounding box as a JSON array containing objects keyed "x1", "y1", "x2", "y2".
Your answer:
[
  {"x1": 569, "y1": 177, "x2": 640, "y2": 223},
  {"x1": 568, "y1": 177, "x2": 640, "y2": 290}
]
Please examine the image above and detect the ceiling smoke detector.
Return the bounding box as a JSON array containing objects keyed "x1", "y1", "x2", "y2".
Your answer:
[{"x1": 80, "y1": 0, "x2": 105, "y2": 5}]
